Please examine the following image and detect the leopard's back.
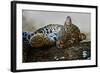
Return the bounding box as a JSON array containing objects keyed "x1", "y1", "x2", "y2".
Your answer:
[
  {"x1": 29, "y1": 24, "x2": 66, "y2": 48},
  {"x1": 35, "y1": 24, "x2": 64, "y2": 35}
]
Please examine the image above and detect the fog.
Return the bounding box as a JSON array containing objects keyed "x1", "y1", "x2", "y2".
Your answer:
[{"x1": 22, "y1": 10, "x2": 91, "y2": 40}]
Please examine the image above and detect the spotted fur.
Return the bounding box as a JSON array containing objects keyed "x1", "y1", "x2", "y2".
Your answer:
[{"x1": 23, "y1": 16, "x2": 86, "y2": 48}]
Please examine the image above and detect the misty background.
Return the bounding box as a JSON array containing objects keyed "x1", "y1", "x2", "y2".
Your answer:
[{"x1": 22, "y1": 10, "x2": 91, "y2": 40}]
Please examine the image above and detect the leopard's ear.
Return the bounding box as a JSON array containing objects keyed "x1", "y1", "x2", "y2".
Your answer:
[
  {"x1": 65, "y1": 16, "x2": 72, "y2": 26},
  {"x1": 79, "y1": 33, "x2": 86, "y2": 41},
  {"x1": 64, "y1": 16, "x2": 72, "y2": 31}
]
